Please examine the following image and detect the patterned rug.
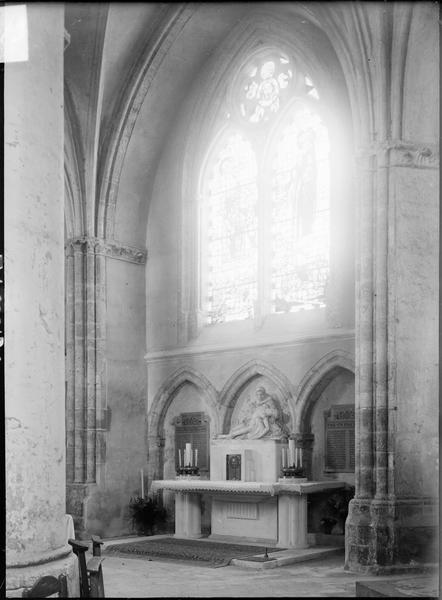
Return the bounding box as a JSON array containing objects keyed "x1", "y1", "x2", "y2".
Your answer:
[{"x1": 104, "y1": 537, "x2": 285, "y2": 567}]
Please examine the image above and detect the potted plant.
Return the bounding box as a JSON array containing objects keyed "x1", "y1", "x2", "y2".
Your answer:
[
  {"x1": 319, "y1": 485, "x2": 355, "y2": 534},
  {"x1": 128, "y1": 495, "x2": 167, "y2": 536},
  {"x1": 319, "y1": 516, "x2": 338, "y2": 535}
]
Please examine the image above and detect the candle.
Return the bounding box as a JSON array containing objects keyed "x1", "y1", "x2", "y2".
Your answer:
[
  {"x1": 185, "y1": 443, "x2": 191, "y2": 466},
  {"x1": 299, "y1": 447, "x2": 303, "y2": 467},
  {"x1": 288, "y1": 439, "x2": 295, "y2": 466},
  {"x1": 195, "y1": 449, "x2": 198, "y2": 467},
  {"x1": 295, "y1": 447, "x2": 299, "y2": 467},
  {"x1": 140, "y1": 469, "x2": 144, "y2": 498},
  {"x1": 178, "y1": 449, "x2": 182, "y2": 468},
  {"x1": 282, "y1": 448, "x2": 286, "y2": 468}
]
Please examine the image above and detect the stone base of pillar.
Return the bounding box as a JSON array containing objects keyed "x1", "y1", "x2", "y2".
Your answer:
[
  {"x1": 6, "y1": 552, "x2": 79, "y2": 598},
  {"x1": 345, "y1": 497, "x2": 438, "y2": 573}
]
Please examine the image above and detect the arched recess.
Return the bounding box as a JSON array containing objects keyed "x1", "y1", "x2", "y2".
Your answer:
[
  {"x1": 295, "y1": 349, "x2": 355, "y2": 433},
  {"x1": 219, "y1": 359, "x2": 295, "y2": 434},
  {"x1": 147, "y1": 366, "x2": 220, "y2": 483}
]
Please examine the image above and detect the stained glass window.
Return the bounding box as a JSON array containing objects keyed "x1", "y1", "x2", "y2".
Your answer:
[
  {"x1": 270, "y1": 103, "x2": 330, "y2": 312},
  {"x1": 204, "y1": 133, "x2": 258, "y2": 324},
  {"x1": 200, "y1": 53, "x2": 330, "y2": 325}
]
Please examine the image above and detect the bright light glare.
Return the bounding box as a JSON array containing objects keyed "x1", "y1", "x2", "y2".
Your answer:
[{"x1": 0, "y1": 5, "x2": 28, "y2": 63}]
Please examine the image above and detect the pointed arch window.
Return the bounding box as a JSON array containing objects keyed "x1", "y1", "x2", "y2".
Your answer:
[{"x1": 199, "y1": 51, "x2": 330, "y2": 325}]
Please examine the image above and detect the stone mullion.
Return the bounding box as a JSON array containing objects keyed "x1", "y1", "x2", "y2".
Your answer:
[
  {"x1": 73, "y1": 245, "x2": 86, "y2": 483},
  {"x1": 373, "y1": 150, "x2": 389, "y2": 500},
  {"x1": 65, "y1": 249, "x2": 76, "y2": 483},
  {"x1": 355, "y1": 154, "x2": 375, "y2": 501},
  {"x1": 85, "y1": 247, "x2": 97, "y2": 483}
]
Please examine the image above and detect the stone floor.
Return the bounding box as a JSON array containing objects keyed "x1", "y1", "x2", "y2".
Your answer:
[{"x1": 97, "y1": 536, "x2": 439, "y2": 598}]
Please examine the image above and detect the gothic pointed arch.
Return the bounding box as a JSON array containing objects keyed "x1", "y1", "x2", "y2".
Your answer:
[
  {"x1": 295, "y1": 349, "x2": 355, "y2": 433},
  {"x1": 177, "y1": 8, "x2": 352, "y2": 340},
  {"x1": 219, "y1": 359, "x2": 295, "y2": 434},
  {"x1": 96, "y1": 5, "x2": 195, "y2": 240},
  {"x1": 149, "y1": 366, "x2": 220, "y2": 437}
]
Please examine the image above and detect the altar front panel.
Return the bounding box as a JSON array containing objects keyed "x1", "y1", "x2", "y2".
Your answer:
[{"x1": 210, "y1": 494, "x2": 278, "y2": 543}]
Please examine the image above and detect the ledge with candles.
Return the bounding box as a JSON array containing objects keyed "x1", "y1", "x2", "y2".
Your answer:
[
  {"x1": 281, "y1": 438, "x2": 307, "y2": 480},
  {"x1": 176, "y1": 442, "x2": 200, "y2": 478}
]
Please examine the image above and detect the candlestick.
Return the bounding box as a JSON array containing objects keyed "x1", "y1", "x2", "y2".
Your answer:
[
  {"x1": 288, "y1": 439, "x2": 294, "y2": 465},
  {"x1": 140, "y1": 469, "x2": 144, "y2": 498}
]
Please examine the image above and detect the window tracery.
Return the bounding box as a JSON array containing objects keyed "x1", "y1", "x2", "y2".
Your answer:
[{"x1": 238, "y1": 52, "x2": 293, "y2": 124}]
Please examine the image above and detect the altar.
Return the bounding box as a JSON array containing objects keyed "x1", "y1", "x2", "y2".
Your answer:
[
  {"x1": 151, "y1": 476, "x2": 345, "y2": 547},
  {"x1": 151, "y1": 386, "x2": 345, "y2": 548},
  {"x1": 152, "y1": 438, "x2": 344, "y2": 548}
]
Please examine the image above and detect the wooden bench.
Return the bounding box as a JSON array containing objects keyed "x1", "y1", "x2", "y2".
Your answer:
[{"x1": 68, "y1": 537, "x2": 105, "y2": 598}]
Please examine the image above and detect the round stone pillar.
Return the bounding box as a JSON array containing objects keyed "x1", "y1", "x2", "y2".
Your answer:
[{"x1": 5, "y1": 4, "x2": 77, "y2": 595}]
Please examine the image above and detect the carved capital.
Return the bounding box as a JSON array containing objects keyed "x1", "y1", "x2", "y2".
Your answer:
[
  {"x1": 388, "y1": 142, "x2": 438, "y2": 169},
  {"x1": 104, "y1": 240, "x2": 147, "y2": 264},
  {"x1": 65, "y1": 236, "x2": 147, "y2": 263},
  {"x1": 355, "y1": 140, "x2": 439, "y2": 170}
]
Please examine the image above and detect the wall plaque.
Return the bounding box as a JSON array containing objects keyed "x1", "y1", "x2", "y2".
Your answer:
[
  {"x1": 324, "y1": 404, "x2": 355, "y2": 473},
  {"x1": 226, "y1": 454, "x2": 241, "y2": 480},
  {"x1": 174, "y1": 412, "x2": 210, "y2": 474}
]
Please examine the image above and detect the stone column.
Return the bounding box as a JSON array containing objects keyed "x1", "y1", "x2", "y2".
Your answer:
[
  {"x1": 65, "y1": 237, "x2": 108, "y2": 537},
  {"x1": 5, "y1": 4, "x2": 78, "y2": 595},
  {"x1": 346, "y1": 141, "x2": 439, "y2": 572}
]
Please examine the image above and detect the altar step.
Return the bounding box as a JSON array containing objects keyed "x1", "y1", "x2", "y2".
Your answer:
[{"x1": 230, "y1": 545, "x2": 344, "y2": 570}]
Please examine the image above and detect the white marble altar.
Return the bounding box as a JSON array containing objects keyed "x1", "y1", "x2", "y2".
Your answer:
[
  {"x1": 152, "y1": 395, "x2": 345, "y2": 547},
  {"x1": 152, "y1": 440, "x2": 345, "y2": 547}
]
